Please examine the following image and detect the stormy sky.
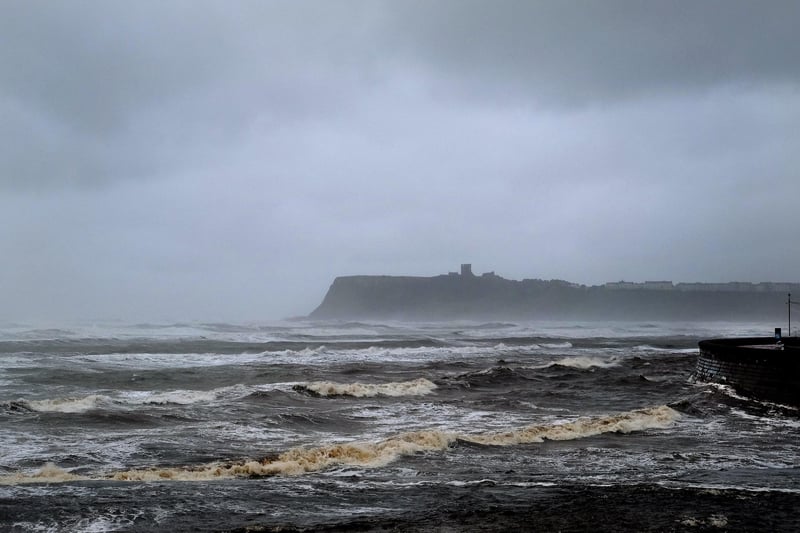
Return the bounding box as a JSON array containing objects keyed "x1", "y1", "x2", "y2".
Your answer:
[{"x1": 1, "y1": 0, "x2": 798, "y2": 322}]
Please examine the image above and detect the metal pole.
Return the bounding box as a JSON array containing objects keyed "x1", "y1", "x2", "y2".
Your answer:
[{"x1": 790, "y1": 293, "x2": 792, "y2": 337}]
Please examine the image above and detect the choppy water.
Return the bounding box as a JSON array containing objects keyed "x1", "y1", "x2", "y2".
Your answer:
[{"x1": 1, "y1": 320, "x2": 798, "y2": 532}]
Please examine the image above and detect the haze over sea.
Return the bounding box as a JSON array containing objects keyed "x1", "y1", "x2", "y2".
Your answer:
[
  {"x1": 3, "y1": 2, "x2": 799, "y2": 530},
  {"x1": 1, "y1": 319, "x2": 798, "y2": 531}
]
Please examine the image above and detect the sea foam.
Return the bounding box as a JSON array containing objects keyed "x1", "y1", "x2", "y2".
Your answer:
[
  {"x1": 295, "y1": 378, "x2": 438, "y2": 398},
  {"x1": 0, "y1": 405, "x2": 679, "y2": 484},
  {"x1": 0, "y1": 463, "x2": 88, "y2": 485},
  {"x1": 547, "y1": 356, "x2": 620, "y2": 369},
  {"x1": 463, "y1": 405, "x2": 679, "y2": 446},
  {"x1": 24, "y1": 395, "x2": 111, "y2": 413},
  {"x1": 13, "y1": 386, "x2": 236, "y2": 414}
]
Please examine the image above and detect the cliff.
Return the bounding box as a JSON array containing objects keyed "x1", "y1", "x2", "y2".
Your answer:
[{"x1": 309, "y1": 271, "x2": 796, "y2": 321}]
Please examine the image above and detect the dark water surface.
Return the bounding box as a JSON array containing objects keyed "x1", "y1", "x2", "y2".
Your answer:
[{"x1": 1, "y1": 321, "x2": 798, "y2": 531}]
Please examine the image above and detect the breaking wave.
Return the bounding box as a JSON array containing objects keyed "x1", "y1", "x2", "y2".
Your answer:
[
  {"x1": 0, "y1": 463, "x2": 87, "y2": 484},
  {"x1": 454, "y1": 366, "x2": 530, "y2": 387},
  {"x1": 119, "y1": 389, "x2": 222, "y2": 405},
  {"x1": 0, "y1": 405, "x2": 678, "y2": 484},
  {"x1": 293, "y1": 378, "x2": 437, "y2": 397},
  {"x1": 542, "y1": 356, "x2": 621, "y2": 370},
  {"x1": 9, "y1": 388, "x2": 227, "y2": 414},
  {"x1": 540, "y1": 341, "x2": 573, "y2": 349},
  {"x1": 634, "y1": 345, "x2": 699, "y2": 353},
  {"x1": 463, "y1": 405, "x2": 678, "y2": 445},
  {"x1": 22, "y1": 395, "x2": 112, "y2": 413}
]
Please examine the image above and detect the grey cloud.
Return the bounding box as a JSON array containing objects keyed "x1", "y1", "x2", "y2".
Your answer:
[
  {"x1": 4, "y1": 1, "x2": 798, "y2": 190},
  {"x1": 1, "y1": 1, "x2": 798, "y2": 322},
  {"x1": 0, "y1": 1, "x2": 382, "y2": 189},
  {"x1": 385, "y1": 0, "x2": 800, "y2": 104}
]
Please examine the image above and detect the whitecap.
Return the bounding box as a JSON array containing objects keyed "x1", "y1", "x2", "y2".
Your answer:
[
  {"x1": 0, "y1": 405, "x2": 680, "y2": 485},
  {"x1": 25, "y1": 394, "x2": 112, "y2": 413},
  {"x1": 545, "y1": 356, "x2": 620, "y2": 369},
  {"x1": 297, "y1": 378, "x2": 438, "y2": 398}
]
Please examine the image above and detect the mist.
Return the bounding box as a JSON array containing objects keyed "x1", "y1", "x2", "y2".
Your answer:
[{"x1": 1, "y1": 1, "x2": 798, "y2": 322}]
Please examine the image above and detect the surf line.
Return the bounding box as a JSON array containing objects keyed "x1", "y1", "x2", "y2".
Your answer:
[
  {"x1": 292, "y1": 377, "x2": 438, "y2": 398},
  {"x1": 0, "y1": 405, "x2": 679, "y2": 485}
]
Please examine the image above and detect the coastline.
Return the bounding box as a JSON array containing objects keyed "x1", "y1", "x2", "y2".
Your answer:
[{"x1": 310, "y1": 268, "x2": 798, "y2": 322}]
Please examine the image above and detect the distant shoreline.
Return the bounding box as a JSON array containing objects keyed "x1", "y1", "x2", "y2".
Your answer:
[{"x1": 310, "y1": 266, "x2": 798, "y2": 321}]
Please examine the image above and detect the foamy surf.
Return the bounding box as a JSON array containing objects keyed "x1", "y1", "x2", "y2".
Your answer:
[
  {"x1": 0, "y1": 405, "x2": 678, "y2": 485},
  {"x1": 634, "y1": 345, "x2": 699, "y2": 353},
  {"x1": 294, "y1": 378, "x2": 438, "y2": 397},
  {"x1": 118, "y1": 388, "x2": 224, "y2": 405},
  {"x1": 540, "y1": 341, "x2": 574, "y2": 349},
  {"x1": 462, "y1": 405, "x2": 679, "y2": 446},
  {"x1": 531, "y1": 356, "x2": 621, "y2": 370},
  {"x1": 0, "y1": 463, "x2": 89, "y2": 485},
  {"x1": 12, "y1": 387, "x2": 228, "y2": 414},
  {"x1": 110, "y1": 429, "x2": 459, "y2": 482},
  {"x1": 24, "y1": 394, "x2": 112, "y2": 413}
]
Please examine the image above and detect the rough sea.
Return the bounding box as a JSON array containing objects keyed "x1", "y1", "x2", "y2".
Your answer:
[{"x1": 1, "y1": 320, "x2": 798, "y2": 532}]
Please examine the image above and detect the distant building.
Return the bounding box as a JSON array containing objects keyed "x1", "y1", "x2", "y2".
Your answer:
[
  {"x1": 461, "y1": 264, "x2": 473, "y2": 277},
  {"x1": 643, "y1": 281, "x2": 674, "y2": 290},
  {"x1": 604, "y1": 280, "x2": 673, "y2": 290},
  {"x1": 755, "y1": 282, "x2": 798, "y2": 292},
  {"x1": 605, "y1": 281, "x2": 639, "y2": 290},
  {"x1": 675, "y1": 281, "x2": 800, "y2": 292},
  {"x1": 550, "y1": 279, "x2": 582, "y2": 288},
  {"x1": 675, "y1": 283, "x2": 710, "y2": 292}
]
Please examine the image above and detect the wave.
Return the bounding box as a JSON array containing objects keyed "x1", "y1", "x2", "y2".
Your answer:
[
  {"x1": 634, "y1": 345, "x2": 699, "y2": 354},
  {"x1": 702, "y1": 383, "x2": 800, "y2": 412},
  {"x1": 540, "y1": 341, "x2": 574, "y2": 349},
  {"x1": 10, "y1": 387, "x2": 230, "y2": 414},
  {"x1": 544, "y1": 356, "x2": 621, "y2": 370},
  {"x1": 462, "y1": 405, "x2": 678, "y2": 446},
  {"x1": 452, "y1": 366, "x2": 531, "y2": 387},
  {"x1": 118, "y1": 389, "x2": 222, "y2": 405},
  {"x1": 108, "y1": 430, "x2": 458, "y2": 482},
  {"x1": 0, "y1": 405, "x2": 678, "y2": 484},
  {"x1": 0, "y1": 463, "x2": 88, "y2": 484},
  {"x1": 274, "y1": 412, "x2": 340, "y2": 428},
  {"x1": 463, "y1": 322, "x2": 519, "y2": 330},
  {"x1": 22, "y1": 394, "x2": 112, "y2": 413},
  {"x1": 293, "y1": 378, "x2": 437, "y2": 398}
]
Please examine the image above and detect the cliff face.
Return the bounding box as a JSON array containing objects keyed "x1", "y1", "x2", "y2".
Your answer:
[
  {"x1": 310, "y1": 274, "x2": 520, "y2": 320},
  {"x1": 309, "y1": 273, "x2": 791, "y2": 321}
]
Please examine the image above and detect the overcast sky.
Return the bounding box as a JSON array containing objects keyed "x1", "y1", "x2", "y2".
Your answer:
[{"x1": 1, "y1": 0, "x2": 798, "y2": 322}]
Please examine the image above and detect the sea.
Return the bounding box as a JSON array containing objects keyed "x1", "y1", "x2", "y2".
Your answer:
[{"x1": 1, "y1": 320, "x2": 798, "y2": 532}]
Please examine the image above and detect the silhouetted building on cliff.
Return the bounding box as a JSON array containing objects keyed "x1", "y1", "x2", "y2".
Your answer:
[{"x1": 309, "y1": 265, "x2": 799, "y2": 321}]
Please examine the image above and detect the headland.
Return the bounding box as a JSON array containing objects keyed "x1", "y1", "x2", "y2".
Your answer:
[{"x1": 309, "y1": 264, "x2": 799, "y2": 321}]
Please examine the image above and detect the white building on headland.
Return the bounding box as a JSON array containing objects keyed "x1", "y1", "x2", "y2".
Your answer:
[
  {"x1": 601, "y1": 281, "x2": 800, "y2": 292},
  {"x1": 604, "y1": 281, "x2": 673, "y2": 290},
  {"x1": 447, "y1": 266, "x2": 799, "y2": 292},
  {"x1": 604, "y1": 281, "x2": 640, "y2": 290},
  {"x1": 643, "y1": 281, "x2": 674, "y2": 290}
]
